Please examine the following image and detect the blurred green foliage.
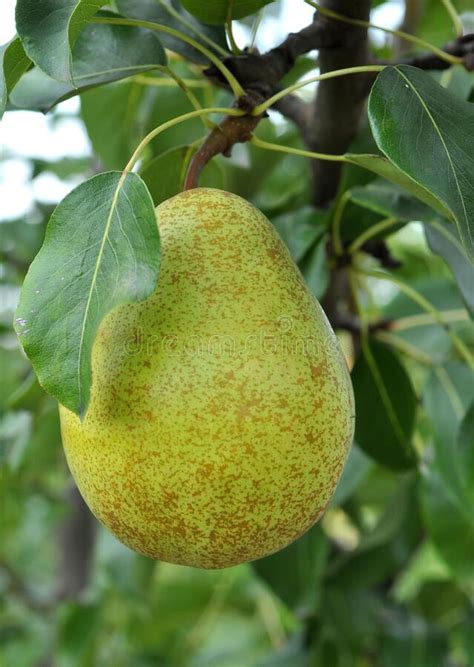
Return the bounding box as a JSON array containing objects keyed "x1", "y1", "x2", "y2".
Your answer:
[{"x1": 1, "y1": 0, "x2": 474, "y2": 665}]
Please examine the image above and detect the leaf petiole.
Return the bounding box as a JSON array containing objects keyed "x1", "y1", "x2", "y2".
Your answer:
[
  {"x1": 348, "y1": 217, "x2": 399, "y2": 255},
  {"x1": 252, "y1": 65, "x2": 385, "y2": 115},
  {"x1": 93, "y1": 16, "x2": 245, "y2": 98},
  {"x1": 440, "y1": 0, "x2": 464, "y2": 37},
  {"x1": 156, "y1": 0, "x2": 229, "y2": 57},
  {"x1": 226, "y1": 0, "x2": 241, "y2": 55},
  {"x1": 331, "y1": 191, "x2": 352, "y2": 257},
  {"x1": 250, "y1": 135, "x2": 347, "y2": 163},
  {"x1": 356, "y1": 266, "x2": 474, "y2": 370}
]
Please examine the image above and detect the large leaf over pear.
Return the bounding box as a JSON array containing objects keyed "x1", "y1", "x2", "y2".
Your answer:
[
  {"x1": 15, "y1": 0, "x2": 104, "y2": 82},
  {"x1": 368, "y1": 65, "x2": 474, "y2": 259},
  {"x1": 14, "y1": 173, "x2": 161, "y2": 417}
]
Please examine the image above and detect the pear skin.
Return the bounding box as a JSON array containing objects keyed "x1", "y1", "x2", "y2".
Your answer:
[{"x1": 60, "y1": 188, "x2": 355, "y2": 568}]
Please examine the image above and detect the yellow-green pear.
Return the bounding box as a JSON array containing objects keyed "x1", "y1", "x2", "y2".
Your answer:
[{"x1": 60, "y1": 188, "x2": 355, "y2": 568}]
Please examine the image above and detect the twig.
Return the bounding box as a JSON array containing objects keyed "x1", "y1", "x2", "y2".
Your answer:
[
  {"x1": 397, "y1": 33, "x2": 474, "y2": 71},
  {"x1": 183, "y1": 113, "x2": 262, "y2": 190}
]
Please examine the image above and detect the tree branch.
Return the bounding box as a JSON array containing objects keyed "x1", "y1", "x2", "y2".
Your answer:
[
  {"x1": 397, "y1": 33, "x2": 474, "y2": 71},
  {"x1": 307, "y1": 0, "x2": 372, "y2": 206},
  {"x1": 203, "y1": 20, "x2": 345, "y2": 104},
  {"x1": 191, "y1": 9, "x2": 473, "y2": 191},
  {"x1": 184, "y1": 113, "x2": 263, "y2": 190},
  {"x1": 55, "y1": 481, "x2": 96, "y2": 600}
]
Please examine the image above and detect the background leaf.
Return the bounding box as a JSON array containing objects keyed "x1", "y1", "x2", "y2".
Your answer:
[
  {"x1": 352, "y1": 340, "x2": 418, "y2": 470},
  {"x1": 421, "y1": 467, "x2": 474, "y2": 585},
  {"x1": 141, "y1": 144, "x2": 225, "y2": 205},
  {"x1": 10, "y1": 19, "x2": 167, "y2": 112},
  {"x1": 0, "y1": 36, "x2": 30, "y2": 118},
  {"x1": 253, "y1": 526, "x2": 329, "y2": 613},
  {"x1": 422, "y1": 362, "x2": 474, "y2": 499},
  {"x1": 425, "y1": 219, "x2": 474, "y2": 316},
  {"x1": 14, "y1": 172, "x2": 160, "y2": 416},
  {"x1": 368, "y1": 65, "x2": 474, "y2": 258},
  {"x1": 15, "y1": 0, "x2": 103, "y2": 82},
  {"x1": 180, "y1": 0, "x2": 275, "y2": 24},
  {"x1": 81, "y1": 81, "x2": 145, "y2": 170},
  {"x1": 116, "y1": 0, "x2": 228, "y2": 63}
]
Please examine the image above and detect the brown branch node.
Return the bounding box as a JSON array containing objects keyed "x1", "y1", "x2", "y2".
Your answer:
[{"x1": 183, "y1": 113, "x2": 263, "y2": 190}]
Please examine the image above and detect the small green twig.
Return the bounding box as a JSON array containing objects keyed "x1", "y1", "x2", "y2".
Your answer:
[
  {"x1": 392, "y1": 308, "x2": 469, "y2": 331},
  {"x1": 252, "y1": 65, "x2": 385, "y2": 115},
  {"x1": 348, "y1": 217, "x2": 399, "y2": 255},
  {"x1": 440, "y1": 0, "x2": 464, "y2": 37},
  {"x1": 375, "y1": 330, "x2": 434, "y2": 365},
  {"x1": 123, "y1": 107, "x2": 243, "y2": 174},
  {"x1": 133, "y1": 74, "x2": 210, "y2": 88},
  {"x1": 226, "y1": 0, "x2": 241, "y2": 55},
  {"x1": 157, "y1": 0, "x2": 229, "y2": 57},
  {"x1": 332, "y1": 191, "x2": 352, "y2": 257},
  {"x1": 250, "y1": 8, "x2": 265, "y2": 49},
  {"x1": 162, "y1": 66, "x2": 215, "y2": 129},
  {"x1": 357, "y1": 266, "x2": 474, "y2": 370},
  {"x1": 250, "y1": 135, "x2": 348, "y2": 163},
  {"x1": 94, "y1": 16, "x2": 245, "y2": 98}
]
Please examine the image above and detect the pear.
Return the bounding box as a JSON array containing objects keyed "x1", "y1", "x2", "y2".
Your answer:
[{"x1": 60, "y1": 188, "x2": 354, "y2": 568}]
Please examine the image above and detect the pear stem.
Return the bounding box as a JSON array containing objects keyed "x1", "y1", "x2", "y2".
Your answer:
[
  {"x1": 183, "y1": 113, "x2": 263, "y2": 190},
  {"x1": 123, "y1": 107, "x2": 244, "y2": 174}
]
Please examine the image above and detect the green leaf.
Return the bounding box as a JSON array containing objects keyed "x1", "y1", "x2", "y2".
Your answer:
[
  {"x1": 140, "y1": 144, "x2": 224, "y2": 205},
  {"x1": 0, "y1": 37, "x2": 31, "y2": 118},
  {"x1": 270, "y1": 207, "x2": 325, "y2": 262},
  {"x1": 350, "y1": 180, "x2": 434, "y2": 223},
  {"x1": 116, "y1": 0, "x2": 228, "y2": 64},
  {"x1": 81, "y1": 81, "x2": 145, "y2": 170},
  {"x1": 421, "y1": 466, "x2": 474, "y2": 585},
  {"x1": 180, "y1": 0, "x2": 274, "y2": 24},
  {"x1": 14, "y1": 172, "x2": 160, "y2": 417},
  {"x1": 299, "y1": 235, "x2": 329, "y2": 300},
  {"x1": 9, "y1": 67, "x2": 72, "y2": 111},
  {"x1": 10, "y1": 19, "x2": 166, "y2": 112},
  {"x1": 352, "y1": 340, "x2": 418, "y2": 470},
  {"x1": 458, "y1": 402, "x2": 474, "y2": 504},
  {"x1": 57, "y1": 602, "x2": 101, "y2": 664},
  {"x1": 0, "y1": 346, "x2": 30, "y2": 412},
  {"x1": 425, "y1": 219, "x2": 474, "y2": 316},
  {"x1": 327, "y1": 478, "x2": 421, "y2": 590},
  {"x1": 368, "y1": 65, "x2": 474, "y2": 258},
  {"x1": 379, "y1": 608, "x2": 448, "y2": 667},
  {"x1": 348, "y1": 179, "x2": 474, "y2": 315},
  {"x1": 15, "y1": 0, "x2": 103, "y2": 82},
  {"x1": 423, "y1": 362, "x2": 474, "y2": 500},
  {"x1": 253, "y1": 525, "x2": 329, "y2": 613},
  {"x1": 0, "y1": 411, "x2": 32, "y2": 471},
  {"x1": 419, "y1": 363, "x2": 474, "y2": 583},
  {"x1": 347, "y1": 153, "x2": 452, "y2": 221},
  {"x1": 331, "y1": 445, "x2": 372, "y2": 507}
]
